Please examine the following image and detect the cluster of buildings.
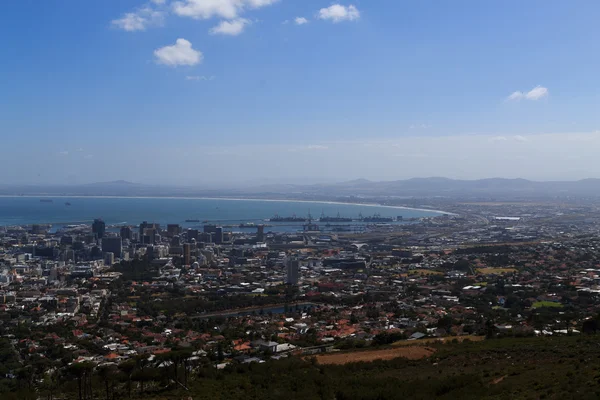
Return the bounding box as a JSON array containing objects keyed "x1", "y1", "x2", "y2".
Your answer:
[{"x1": 2, "y1": 200, "x2": 600, "y2": 368}]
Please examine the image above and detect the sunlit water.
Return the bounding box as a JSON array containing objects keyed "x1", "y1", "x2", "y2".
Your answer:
[{"x1": 0, "y1": 196, "x2": 444, "y2": 232}]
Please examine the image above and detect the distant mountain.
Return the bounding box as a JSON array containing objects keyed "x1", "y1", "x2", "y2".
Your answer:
[
  {"x1": 2, "y1": 177, "x2": 600, "y2": 199},
  {"x1": 82, "y1": 180, "x2": 137, "y2": 186},
  {"x1": 246, "y1": 177, "x2": 600, "y2": 198}
]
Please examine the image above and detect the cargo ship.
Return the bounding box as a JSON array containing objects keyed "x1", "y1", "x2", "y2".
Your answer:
[
  {"x1": 269, "y1": 213, "x2": 307, "y2": 222},
  {"x1": 185, "y1": 219, "x2": 200, "y2": 223},
  {"x1": 319, "y1": 211, "x2": 353, "y2": 222},
  {"x1": 359, "y1": 212, "x2": 394, "y2": 223}
]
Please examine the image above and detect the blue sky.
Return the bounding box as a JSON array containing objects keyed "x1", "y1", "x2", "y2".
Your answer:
[{"x1": 2, "y1": 0, "x2": 600, "y2": 185}]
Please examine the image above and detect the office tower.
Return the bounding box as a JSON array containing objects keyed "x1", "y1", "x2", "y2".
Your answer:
[
  {"x1": 102, "y1": 236, "x2": 122, "y2": 258},
  {"x1": 257, "y1": 225, "x2": 265, "y2": 242},
  {"x1": 199, "y1": 232, "x2": 213, "y2": 243},
  {"x1": 145, "y1": 245, "x2": 155, "y2": 260},
  {"x1": 167, "y1": 224, "x2": 181, "y2": 237},
  {"x1": 183, "y1": 243, "x2": 191, "y2": 266},
  {"x1": 120, "y1": 226, "x2": 133, "y2": 240},
  {"x1": 104, "y1": 252, "x2": 114, "y2": 266},
  {"x1": 204, "y1": 225, "x2": 224, "y2": 244},
  {"x1": 139, "y1": 221, "x2": 148, "y2": 237},
  {"x1": 92, "y1": 219, "x2": 106, "y2": 239},
  {"x1": 140, "y1": 221, "x2": 160, "y2": 237},
  {"x1": 187, "y1": 229, "x2": 199, "y2": 240},
  {"x1": 286, "y1": 258, "x2": 300, "y2": 285}
]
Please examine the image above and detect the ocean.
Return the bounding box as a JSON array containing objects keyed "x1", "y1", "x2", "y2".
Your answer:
[{"x1": 0, "y1": 196, "x2": 444, "y2": 232}]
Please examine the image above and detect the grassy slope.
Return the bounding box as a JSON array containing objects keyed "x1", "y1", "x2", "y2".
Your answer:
[{"x1": 126, "y1": 336, "x2": 600, "y2": 399}]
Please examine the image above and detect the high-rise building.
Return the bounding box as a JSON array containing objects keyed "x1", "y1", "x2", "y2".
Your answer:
[
  {"x1": 167, "y1": 224, "x2": 181, "y2": 237},
  {"x1": 120, "y1": 226, "x2": 133, "y2": 240},
  {"x1": 92, "y1": 219, "x2": 106, "y2": 239},
  {"x1": 102, "y1": 236, "x2": 122, "y2": 258},
  {"x1": 140, "y1": 221, "x2": 160, "y2": 237},
  {"x1": 199, "y1": 232, "x2": 213, "y2": 243},
  {"x1": 204, "y1": 225, "x2": 224, "y2": 244},
  {"x1": 286, "y1": 258, "x2": 300, "y2": 285},
  {"x1": 187, "y1": 229, "x2": 199, "y2": 240},
  {"x1": 183, "y1": 243, "x2": 192, "y2": 266},
  {"x1": 145, "y1": 245, "x2": 155, "y2": 260},
  {"x1": 104, "y1": 252, "x2": 114, "y2": 266},
  {"x1": 139, "y1": 221, "x2": 149, "y2": 237},
  {"x1": 257, "y1": 225, "x2": 265, "y2": 242}
]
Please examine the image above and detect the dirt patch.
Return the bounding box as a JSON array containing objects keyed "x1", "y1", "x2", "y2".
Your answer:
[
  {"x1": 476, "y1": 267, "x2": 517, "y2": 275},
  {"x1": 312, "y1": 347, "x2": 435, "y2": 365},
  {"x1": 491, "y1": 375, "x2": 507, "y2": 385}
]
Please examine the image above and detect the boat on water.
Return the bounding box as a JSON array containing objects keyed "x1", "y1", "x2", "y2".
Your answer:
[
  {"x1": 359, "y1": 212, "x2": 394, "y2": 223},
  {"x1": 185, "y1": 219, "x2": 200, "y2": 223},
  {"x1": 270, "y1": 213, "x2": 307, "y2": 222},
  {"x1": 319, "y1": 211, "x2": 353, "y2": 222},
  {"x1": 239, "y1": 222, "x2": 256, "y2": 228}
]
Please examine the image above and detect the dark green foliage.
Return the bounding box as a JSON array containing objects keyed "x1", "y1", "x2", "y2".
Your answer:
[{"x1": 10, "y1": 329, "x2": 600, "y2": 398}]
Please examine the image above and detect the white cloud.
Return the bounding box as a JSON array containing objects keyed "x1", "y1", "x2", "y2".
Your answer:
[
  {"x1": 318, "y1": 4, "x2": 360, "y2": 23},
  {"x1": 154, "y1": 38, "x2": 203, "y2": 66},
  {"x1": 111, "y1": 5, "x2": 165, "y2": 31},
  {"x1": 172, "y1": 0, "x2": 278, "y2": 20},
  {"x1": 514, "y1": 135, "x2": 529, "y2": 142},
  {"x1": 210, "y1": 18, "x2": 250, "y2": 35},
  {"x1": 151, "y1": 0, "x2": 167, "y2": 4},
  {"x1": 186, "y1": 75, "x2": 215, "y2": 81},
  {"x1": 525, "y1": 86, "x2": 549, "y2": 100},
  {"x1": 490, "y1": 136, "x2": 508, "y2": 142},
  {"x1": 507, "y1": 91, "x2": 524, "y2": 101},
  {"x1": 294, "y1": 17, "x2": 308, "y2": 25},
  {"x1": 507, "y1": 86, "x2": 549, "y2": 101}
]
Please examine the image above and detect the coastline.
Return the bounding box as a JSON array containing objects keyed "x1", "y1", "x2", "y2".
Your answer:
[{"x1": 0, "y1": 195, "x2": 454, "y2": 216}]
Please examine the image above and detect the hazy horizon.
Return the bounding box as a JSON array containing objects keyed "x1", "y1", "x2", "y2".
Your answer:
[{"x1": 5, "y1": 172, "x2": 600, "y2": 189}]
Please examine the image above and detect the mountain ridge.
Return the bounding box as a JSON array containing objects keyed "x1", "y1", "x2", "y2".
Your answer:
[{"x1": 2, "y1": 177, "x2": 600, "y2": 199}]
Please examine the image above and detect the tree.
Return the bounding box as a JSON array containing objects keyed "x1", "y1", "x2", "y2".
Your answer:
[
  {"x1": 97, "y1": 364, "x2": 118, "y2": 400},
  {"x1": 582, "y1": 318, "x2": 599, "y2": 334},
  {"x1": 118, "y1": 359, "x2": 136, "y2": 398},
  {"x1": 66, "y1": 362, "x2": 95, "y2": 400}
]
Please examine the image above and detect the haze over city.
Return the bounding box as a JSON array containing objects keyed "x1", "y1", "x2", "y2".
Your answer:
[{"x1": 2, "y1": 0, "x2": 600, "y2": 185}]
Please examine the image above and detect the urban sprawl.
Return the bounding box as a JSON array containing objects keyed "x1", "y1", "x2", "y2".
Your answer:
[{"x1": 3, "y1": 200, "x2": 600, "y2": 397}]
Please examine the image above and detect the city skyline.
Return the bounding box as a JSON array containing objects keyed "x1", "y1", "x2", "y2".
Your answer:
[{"x1": 2, "y1": 1, "x2": 600, "y2": 184}]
